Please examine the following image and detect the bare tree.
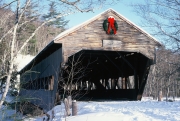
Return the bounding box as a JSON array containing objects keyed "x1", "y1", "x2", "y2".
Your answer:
[
  {"x1": 145, "y1": 47, "x2": 180, "y2": 100},
  {"x1": 58, "y1": 52, "x2": 91, "y2": 101},
  {"x1": 0, "y1": 0, "x2": 119, "y2": 108},
  {"x1": 132, "y1": 0, "x2": 180, "y2": 100},
  {"x1": 132, "y1": 0, "x2": 180, "y2": 52}
]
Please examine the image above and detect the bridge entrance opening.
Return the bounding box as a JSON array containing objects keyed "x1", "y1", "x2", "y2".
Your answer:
[{"x1": 60, "y1": 50, "x2": 151, "y2": 101}]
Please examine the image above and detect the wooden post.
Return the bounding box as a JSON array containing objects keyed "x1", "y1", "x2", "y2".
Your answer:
[
  {"x1": 105, "y1": 78, "x2": 110, "y2": 89},
  {"x1": 88, "y1": 81, "x2": 92, "y2": 90},
  {"x1": 111, "y1": 79, "x2": 116, "y2": 89},
  {"x1": 108, "y1": 79, "x2": 111, "y2": 89},
  {"x1": 121, "y1": 77, "x2": 123, "y2": 89},
  {"x1": 92, "y1": 83, "x2": 95, "y2": 90},
  {"x1": 125, "y1": 77, "x2": 127, "y2": 89},
  {"x1": 117, "y1": 77, "x2": 121, "y2": 89},
  {"x1": 102, "y1": 79, "x2": 106, "y2": 87},
  {"x1": 126, "y1": 77, "x2": 132, "y2": 89},
  {"x1": 75, "y1": 82, "x2": 78, "y2": 90},
  {"x1": 72, "y1": 100, "x2": 77, "y2": 116},
  {"x1": 67, "y1": 96, "x2": 72, "y2": 109},
  {"x1": 158, "y1": 91, "x2": 162, "y2": 101},
  {"x1": 64, "y1": 98, "x2": 71, "y2": 116},
  {"x1": 122, "y1": 77, "x2": 126, "y2": 89},
  {"x1": 80, "y1": 81, "x2": 83, "y2": 89},
  {"x1": 55, "y1": 93, "x2": 61, "y2": 105}
]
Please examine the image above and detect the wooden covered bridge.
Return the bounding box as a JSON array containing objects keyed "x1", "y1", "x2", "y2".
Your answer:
[{"x1": 19, "y1": 9, "x2": 161, "y2": 111}]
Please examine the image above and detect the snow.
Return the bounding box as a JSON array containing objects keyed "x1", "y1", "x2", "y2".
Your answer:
[
  {"x1": 14, "y1": 54, "x2": 34, "y2": 71},
  {"x1": 23, "y1": 97, "x2": 180, "y2": 121},
  {"x1": 0, "y1": 94, "x2": 20, "y2": 121}
]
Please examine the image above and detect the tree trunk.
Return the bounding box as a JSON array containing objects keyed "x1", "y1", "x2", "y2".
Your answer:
[
  {"x1": 64, "y1": 98, "x2": 71, "y2": 116},
  {"x1": 0, "y1": 63, "x2": 14, "y2": 108},
  {"x1": 158, "y1": 91, "x2": 162, "y2": 101},
  {"x1": 173, "y1": 80, "x2": 175, "y2": 101},
  {"x1": 166, "y1": 87, "x2": 169, "y2": 102},
  {"x1": 0, "y1": 0, "x2": 19, "y2": 108}
]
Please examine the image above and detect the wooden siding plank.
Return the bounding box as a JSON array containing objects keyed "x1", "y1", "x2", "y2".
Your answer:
[{"x1": 56, "y1": 11, "x2": 158, "y2": 63}]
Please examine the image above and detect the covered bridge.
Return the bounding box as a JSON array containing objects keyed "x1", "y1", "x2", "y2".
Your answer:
[{"x1": 19, "y1": 9, "x2": 161, "y2": 112}]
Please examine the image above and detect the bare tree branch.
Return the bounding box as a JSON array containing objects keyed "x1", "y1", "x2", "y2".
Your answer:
[
  {"x1": 0, "y1": 0, "x2": 17, "y2": 9},
  {"x1": 17, "y1": 11, "x2": 75, "y2": 55}
]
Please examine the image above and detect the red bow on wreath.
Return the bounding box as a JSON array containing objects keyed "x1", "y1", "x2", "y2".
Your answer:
[
  {"x1": 107, "y1": 17, "x2": 117, "y2": 35},
  {"x1": 103, "y1": 16, "x2": 118, "y2": 35}
]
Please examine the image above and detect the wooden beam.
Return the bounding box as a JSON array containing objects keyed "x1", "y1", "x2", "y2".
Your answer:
[
  {"x1": 125, "y1": 77, "x2": 128, "y2": 89},
  {"x1": 122, "y1": 77, "x2": 126, "y2": 89},
  {"x1": 102, "y1": 79, "x2": 106, "y2": 87},
  {"x1": 117, "y1": 78, "x2": 121, "y2": 89},
  {"x1": 111, "y1": 79, "x2": 116, "y2": 89},
  {"x1": 126, "y1": 77, "x2": 132, "y2": 89},
  {"x1": 104, "y1": 54, "x2": 122, "y2": 73},
  {"x1": 137, "y1": 59, "x2": 150, "y2": 100},
  {"x1": 117, "y1": 52, "x2": 138, "y2": 91},
  {"x1": 134, "y1": 53, "x2": 139, "y2": 93},
  {"x1": 116, "y1": 52, "x2": 135, "y2": 71},
  {"x1": 105, "y1": 78, "x2": 110, "y2": 89}
]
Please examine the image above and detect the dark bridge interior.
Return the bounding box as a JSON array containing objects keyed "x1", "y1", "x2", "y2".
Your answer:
[{"x1": 60, "y1": 50, "x2": 151, "y2": 101}]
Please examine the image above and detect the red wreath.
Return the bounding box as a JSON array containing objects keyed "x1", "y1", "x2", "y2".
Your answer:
[{"x1": 103, "y1": 16, "x2": 118, "y2": 35}]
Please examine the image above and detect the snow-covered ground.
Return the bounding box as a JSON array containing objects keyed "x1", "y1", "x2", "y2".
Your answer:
[
  {"x1": 23, "y1": 97, "x2": 180, "y2": 121},
  {"x1": 1, "y1": 94, "x2": 180, "y2": 121}
]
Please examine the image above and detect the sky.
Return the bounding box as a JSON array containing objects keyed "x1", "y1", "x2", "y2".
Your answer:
[{"x1": 65, "y1": 1, "x2": 143, "y2": 29}]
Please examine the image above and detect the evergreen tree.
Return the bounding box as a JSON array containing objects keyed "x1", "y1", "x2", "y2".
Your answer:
[
  {"x1": 42, "y1": 1, "x2": 69, "y2": 30},
  {"x1": 17, "y1": 0, "x2": 38, "y2": 55}
]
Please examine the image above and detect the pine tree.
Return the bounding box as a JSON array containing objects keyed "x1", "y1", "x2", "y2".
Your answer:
[
  {"x1": 17, "y1": 0, "x2": 38, "y2": 55},
  {"x1": 42, "y1": 1, "x2": 69, "y2": 30}
]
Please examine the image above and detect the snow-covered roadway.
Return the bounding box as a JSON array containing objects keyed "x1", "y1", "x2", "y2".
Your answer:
[{"x1": 30, "y1": 97, "x2": 180, "y2": 121}]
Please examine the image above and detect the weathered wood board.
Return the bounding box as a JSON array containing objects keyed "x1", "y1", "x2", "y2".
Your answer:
[{"x1": 54, "y1": 9, "x2": 161, "y2": 63}]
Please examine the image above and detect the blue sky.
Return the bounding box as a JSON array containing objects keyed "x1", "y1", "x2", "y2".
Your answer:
[{"x1": 66, "y1": 1, "x2": 142, "y2": 29}]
